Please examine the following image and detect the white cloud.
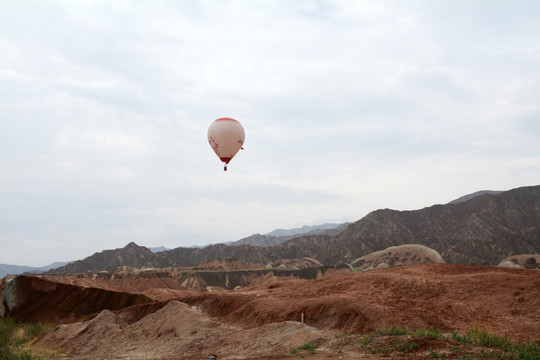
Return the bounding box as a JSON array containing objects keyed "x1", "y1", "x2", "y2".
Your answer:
[
  {"x1": 0, "y1": 0, "x2": 538, "y2": 266},
  {"x1": 56, "y1": 128, "x2": 151, "y2": 158}
]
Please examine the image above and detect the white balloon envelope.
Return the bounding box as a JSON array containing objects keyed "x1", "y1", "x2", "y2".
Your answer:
[{"x1": 207, "y1": 117, "x2": 245, "y2": 171}]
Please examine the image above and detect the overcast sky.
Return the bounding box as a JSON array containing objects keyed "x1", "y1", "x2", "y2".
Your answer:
[{"x1": 1, "y1": 0, "x2": 539, "y2": 267}]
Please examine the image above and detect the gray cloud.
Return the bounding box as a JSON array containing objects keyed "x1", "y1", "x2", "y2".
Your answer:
[{"x1": 1, "y1": 0, "x2": 538, "y2": 266}]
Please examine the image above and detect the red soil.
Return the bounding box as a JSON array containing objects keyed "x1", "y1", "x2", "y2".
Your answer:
[{"x1": 6, "y1": 263, "x2": 540, "y2": 359}]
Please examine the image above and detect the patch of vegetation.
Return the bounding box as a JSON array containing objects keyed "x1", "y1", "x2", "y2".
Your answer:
[
  {"x1": 0, "y1": 317, "x2": 17, "y2": 348},
  {"x1": 299, "y1": 343, "x2": 316, "y2": 354},
  {"x1": 79, "y1": 311, "x2": 100, "y2": 322},
  {"x1": 353, "y1": 326, "x2": 539, "y2": 360},
  {"x1": 430, "y1": 349, "x2": 446, "y2": 358},
  {"x1": 371, "y1": 346, "x2": 391, "y2": 354},
  {"x1": 290, "y1": 343, "x2": 317, "y2": 355},
  {"x1": 352, "y1": 267, "x2": 366, "y2": 272},
  {"x1": 450, "y1": 327, "x2": 540, "y2": 359},
  {"x1": 361, "y1": 333, "x2": 372, "y2": 345},
  {"x1": 452, "y1": 331, "x2": 473, "y2": 344},
  {"x1": 0, "y1": 316, "x2": 54, "y2": 360},
  {"x1": 397, "y1": 341, "x2": 419, "y2": 353},
  {"x1": 376, "y1": 325, "x2": 410, "y2": 336},
  {"x1": 414, "y1": 327, "x2": 444, "y2": 339},
  {"x1": 375, "y1": 325, "x2": 442, "y2": 338}
]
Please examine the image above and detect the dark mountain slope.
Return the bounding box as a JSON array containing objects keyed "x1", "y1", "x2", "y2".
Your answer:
[
  {"x1": 319, "y1": 185, "x2": 540, "y2": 264},
  {"x1": 55, "y1": 242, "x2": 159, "y2": 274}
]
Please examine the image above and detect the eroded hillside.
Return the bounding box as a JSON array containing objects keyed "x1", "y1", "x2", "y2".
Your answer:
[{"x1": 2, "y1": 263, "x2": 539, "y2": 359}]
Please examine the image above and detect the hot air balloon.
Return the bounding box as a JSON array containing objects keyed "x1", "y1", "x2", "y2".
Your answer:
[{"x1": 208, "y1": 117, "x2": 245, "y2": 171}]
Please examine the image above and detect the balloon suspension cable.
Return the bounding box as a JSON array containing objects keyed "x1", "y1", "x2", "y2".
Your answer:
[{"x1": 224, "y1": 165, "x2": 227, "y2": 171}]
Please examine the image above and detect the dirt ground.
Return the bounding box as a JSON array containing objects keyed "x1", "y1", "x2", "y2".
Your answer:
[{"x1": 17, "y1": 264, "x2": 540, "y2": 359}]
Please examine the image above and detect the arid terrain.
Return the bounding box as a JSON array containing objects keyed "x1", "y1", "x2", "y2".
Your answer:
[
  {"x1": 1, "y1": 187, "x2": 539, "y2": 359},
  {"x1": 2, "y1": 262, "x2": 539, "y2": 359}
]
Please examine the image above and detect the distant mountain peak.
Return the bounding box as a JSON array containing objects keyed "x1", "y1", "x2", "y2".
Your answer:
[
  {"x1": 449, "y1": 190, "x2": 503, "y2": 204},
  {"x1": 266, "y1": 223, "x2": 344, "y2": 237},
  {"x1": 149, "y1": 246, "x2": 169, "y2": 253}
]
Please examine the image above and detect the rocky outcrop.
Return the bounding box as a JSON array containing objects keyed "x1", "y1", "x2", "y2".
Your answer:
[
  {"x1": 498, "y1": 254, "x2": 540, "y2": 269},
  {"x1": 1, "y1": 275, "x2": 151, "y2": 324},
  {"x1": 351, "y1": 244, "x2": 445, "y2": 270},
  {"x1": 269, "y1": 257, "x2": 323, "y2": 269}
]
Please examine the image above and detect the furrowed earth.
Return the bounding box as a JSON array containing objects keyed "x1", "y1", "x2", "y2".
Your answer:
[{"x1": 2, "y1": 263, "x2": 540, "y2": 359}]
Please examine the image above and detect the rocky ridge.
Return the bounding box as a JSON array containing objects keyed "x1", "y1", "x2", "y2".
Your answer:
[{"x1": 46, "y1": 185, "x2": 540, "y2": 274}]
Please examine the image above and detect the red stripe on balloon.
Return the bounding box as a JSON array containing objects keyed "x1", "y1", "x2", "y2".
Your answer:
[{"x1": 215, "y1": 117, "x2": 239, "y2": 122}]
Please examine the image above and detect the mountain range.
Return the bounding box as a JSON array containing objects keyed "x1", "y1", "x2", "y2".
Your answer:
[
  {"x1": 0, "y1": 224, "x2": 345, "y2": 277},
  {"x1": 0, "y1": 262, "x2": 71, "y2": 279},
  {"x1": 40, "y1": 185, "x2": 539, "y2": 274},
  {"x1": 227, "y1": 223, "x2": 348, "y2": 247}
]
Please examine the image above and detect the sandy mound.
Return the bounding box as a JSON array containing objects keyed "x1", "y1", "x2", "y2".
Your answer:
[
  {"x1": 40, "y1": 310, "x2": 127, "y2": 353},
  {"x1": 39, "y1": 301, "x2": 333, "y2": 360},
  {"x1": 351, "y1": 244, "x2": 445, "y2": 269},
  {"x1": 498, "y1": 254, "x2": 540, "y2": 269},
  {"x1": 204, "y1": 321, "x2": 333, "y2": 360},
  {"x1": 40, "y1": 301, "x2": 230, "y2": 359}
]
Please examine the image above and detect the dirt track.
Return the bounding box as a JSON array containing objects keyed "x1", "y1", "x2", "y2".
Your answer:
[{"x1": 11, "y1": 264, "x2": 540, "y2": 359}]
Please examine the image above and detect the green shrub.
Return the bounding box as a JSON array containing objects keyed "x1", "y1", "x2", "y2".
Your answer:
[
  {"x1": 361, "y1": 333, "x2": 372, "y2": 345},
  {"x1": 0, "y1": 317, "x2": 17, "y2": 348},
  {"x1": 452, "y1": 327, "x2": 540, "y2": 359},
  {"x1": 452, "y1": 331, "x2": 472, "y2": 344},
  {"x1": 298, "y1": 344, "x2": 316, "y2": 354},
  {"x1": 377, "y1": 326, "x2": 410, "y2": 336},
  {"x1": 79, "y1": 312, "x2": 100, "y2": 322},
  {"x1": 398, "y1": 342, "x2": 419, "y2": 353},
  {"x1": 0, "y1": 348, "x2": 35, "y2": 360},
  {"x1": 290, "y1": 344, "x2": 316, "y2": 355},
  {"x1": 0, "y1": 317, "x2": 53, "y2": 360},
  {"x1": 414, "y1": 327, "x2": 443, "y2": 339},
  {"x1": 467, "y1": 327, "x2": 514, "y2": 351},
  {"x1": 430, "y1": 350, "x2": 446, "y2": 358}
]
